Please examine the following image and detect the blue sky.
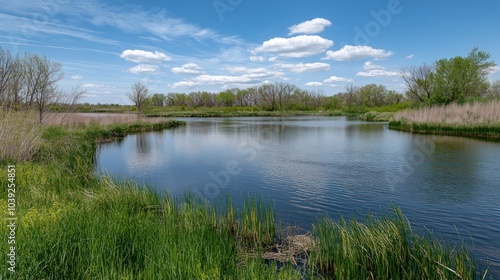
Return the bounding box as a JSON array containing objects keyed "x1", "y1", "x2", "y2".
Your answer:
[{"x1": 1, "y1": 0, "x2": 499, "y2": 104}]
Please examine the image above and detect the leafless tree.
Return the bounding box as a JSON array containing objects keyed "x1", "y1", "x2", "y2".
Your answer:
[
  {"x1": 22, "y1": 53, "x2": 64, "y2": 123},
  {"x1": 58, "y1": 85, "x2": 87, "y2": 125},
  {"x1": 401, "y1": 64, "x2": 434, "y2": 103},
  {"x1": 128, "y1": 81, "x2": 149, "y2": 113}
]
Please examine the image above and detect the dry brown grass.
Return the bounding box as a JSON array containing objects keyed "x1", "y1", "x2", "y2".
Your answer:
[
  {"x1": 43, "y1": 113, "x2": 168, "y2": 127},
  {"x1": 393, "y1": 100, "x2": 500, "y2": 125},
  {"x1": 0, "y1": 111, "x2": 170, "y2": 161},
  {"x1": 0, "y1": 110, "x2": 43, "y2": 161}
]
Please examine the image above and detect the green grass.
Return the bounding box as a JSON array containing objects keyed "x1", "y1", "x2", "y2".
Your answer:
[
  {"x1": 389, "y1": 121, "x2": 500, "y2": 139},
  {"x1": 0, "y1": 118, "x2": 489, "y2": 279},
  {"x1": 310, "y1": 208, "x2": 482, "y2": 280}
]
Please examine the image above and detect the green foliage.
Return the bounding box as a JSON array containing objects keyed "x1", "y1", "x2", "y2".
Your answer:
[{"x1": 404, "y1": 48, "x2": 495, "y2": 105}]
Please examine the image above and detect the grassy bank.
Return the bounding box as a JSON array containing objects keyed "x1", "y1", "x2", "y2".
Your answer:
[
  {"x1": 389, "y1": 100, "x2": 500, "y2": 138},
  {"x1": 0, "y1": 113, "x2": 489, "y2": 279}
]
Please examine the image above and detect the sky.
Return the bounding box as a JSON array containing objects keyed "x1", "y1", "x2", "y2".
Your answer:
[{"x1": 1, "y1": 0, "x2": 500, "y2": 104}]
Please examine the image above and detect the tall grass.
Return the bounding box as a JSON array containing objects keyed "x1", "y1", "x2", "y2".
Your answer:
[
  {"x1": 0, "y1": 110, "x2": 43, "y2": 162},
  {"x1": 310, "y1": 208, "x2": 481, "y2": 279},
  {"x1": 390, "y1": 100, "x2": 500, "y2": 138},
  {"x1": 43, "y1": 112, "x2": 170, "y2": 127},
  {"x1": 393, "y1": 100, "x2": 500, "y2": 126}
]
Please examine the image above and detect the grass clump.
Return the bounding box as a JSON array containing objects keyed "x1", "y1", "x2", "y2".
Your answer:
[{"x1": 310, "y1": 208, "x2": 482, "y2": 279}]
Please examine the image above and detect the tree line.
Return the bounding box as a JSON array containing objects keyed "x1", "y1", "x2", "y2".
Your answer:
[
  {"x1": 0, "y1": 47, "x2": 85, "y2": 122},
  {"x1": 130, "y1": 82, "x2": 406, "y2": 112}
]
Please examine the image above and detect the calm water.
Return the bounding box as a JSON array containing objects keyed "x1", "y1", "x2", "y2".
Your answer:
[{"x1": 97, "y1": 116, "x2": 500, "y2": 275}]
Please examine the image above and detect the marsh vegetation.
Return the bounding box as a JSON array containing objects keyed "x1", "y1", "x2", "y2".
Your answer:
[{"x1": 1, "y1": 112, "x2": 492, "y2": 279}]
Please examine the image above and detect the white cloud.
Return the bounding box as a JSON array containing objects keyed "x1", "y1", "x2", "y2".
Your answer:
[
  {"x1": 169, "y1": 80, "x2": 198, "y2": 88},
  {"x1": 288, "y1": 18, "x2": 332, "y2": 35},
  {"x1": 405, "y1": 54, "x2": 414, "y2": 59},
  {"x1": 226, "y1": 67, "x2": 270, "y2": 74},
  {"x1": 489, "y1": 66, "x2": 500, "y2": 74},
  {"x1": 323, "y1": 76, "x2": 354, "y2": 83},
  {"x1": 253, "y1": 35, "x2": 334, "y2": 58},
  {"x1": 120, "y1": 49, "x2": 171, "y2": 63},
  {"x1": 127, "y1": 64, "x2": 159, "y2": 74},
  {"x1": 71, "y1": 75, "x2": 83, "y2": 80},
  {"x1": 363, "y1": 61, "x2": 385, "y2": 70},
  {"x1": 275, "y1": 62, "x2": 331, "y2": 73},
  {"x1": 171, "y1": 63, "x2": 204, "y2": 75},
  {"x1": 82, "y1": 84, "x2": 115, "y2": 88},
  {"x1": 357, "y1": 61, "x2": 400, "y2": 77},
  {"x1": 323, "y1": 45, "x2": 393, "y2": 61},
  {"x1": 356, "y1": 69, "x2": 400, "y2": 77},
  {"x1": 249, "y1": 56, "x2": 265, "y2": 62},
  {"x1": 268, "y1": 57, "x2": 278, "y2": 62},
  {"x1": 304, "y1": 82, "x2": 323, "y2": 87},
  {"x1": 171, "y1": 68, "x2": 284, "y2": 88}
]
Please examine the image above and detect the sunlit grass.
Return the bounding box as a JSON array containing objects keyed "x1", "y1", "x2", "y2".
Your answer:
[
  {"x1": 389, "y1": 100, "x2": 500, "y2": 138},
  {"x1": 310, "y1": 208, "x2": 481, "y2": 279}
]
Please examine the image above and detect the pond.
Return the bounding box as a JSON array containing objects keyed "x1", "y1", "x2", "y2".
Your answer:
[{"x1": 96, "y1": 116, "x2": 500, "y2": 275}]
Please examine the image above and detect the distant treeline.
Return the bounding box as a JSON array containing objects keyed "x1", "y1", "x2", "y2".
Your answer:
[{"x1": 144, "y1": 83, "x2": 405, "y2": 111}]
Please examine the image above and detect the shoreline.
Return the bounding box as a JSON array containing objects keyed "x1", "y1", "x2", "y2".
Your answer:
[{"x1": 388, "y1": 120, "x2": 500, "y2": 140}]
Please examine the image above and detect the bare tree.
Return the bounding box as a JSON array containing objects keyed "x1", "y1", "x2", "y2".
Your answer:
[
  {"x1": 58, "y1": 85, "x2": 87, "y2": 125},
  {"x1": 342, "y1": 85, "x2": 360, "y2": 108},
  {"x1": 22, "y1": 53, "x2": 64, "y2": 123},
  {"x1": 401, "y1": 64, "x2": 434, "y2": 103},
  {"x1": 485, "y1": 80, "x2": 500, "y2": 98},
  {"x1": 258, "y1": 84, "x2": 278, "y2": 111},
  {"x1": 128, "y1": 81, "x2": 149, "y2": 113},
  {"x1": 0, "y1": 48, "x2": 23, "y2": 109}
]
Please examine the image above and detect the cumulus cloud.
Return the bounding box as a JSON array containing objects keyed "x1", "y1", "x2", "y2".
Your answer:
[
  {"x1": 253, "y1": 35, "x2": 334, "y2": 58},
  {"x1": 363, "y1": 61, "x2": 385, "y2": 70},
  {"x1": 304, "y1": 82, "x2": 323, "y2": 87},
  {"x1": 71, "y1": 75, "x2": 83, "y2": 80},
  {"x1": 323, "y1": 45, "x2": 393, "y2": 61},
  {"x1": 356, "y1": 61, "x2": 399, "y2": 77},
  {"x1": 170, "y1": 68, "x2": 284, "y2": 88},
  {"x1": 323, "y1": 76, "x2": 354, "y2": 83},
  {"x1": 171, "y1": 63, "x2": 204, "y2": 75},
  {"x1": 405, "y1": 54, "x2": 414, "y2": 59},
  {"x1": 127, "y1": 64, "x2": 159, "y2": 74},
  {"x1": 120, "y1": 49, "x2": 171, "y2": 63},
  {"x1": 275, "y1": 62, "x2": 331, "y2": 73},
  {"x1": 288, "y1": 18, "x2": 332, "y2": 35}
]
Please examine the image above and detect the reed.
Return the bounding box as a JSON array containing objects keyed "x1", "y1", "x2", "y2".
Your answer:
[
  {"x1": 0, "y1": 110, "x2": 43, "y2": 162},
  {"x1": 309, "y1": 208, "x2": 481, "y2": 279},
  {"x1": 393, "y1": 100, "x2": 500, "y2": 126},
  {"x1": 390, "y1": 100, "x2": 500, "y2": 138},
  {"x1": 43, "y1": 112, "x2": 169, "y2": 127}
]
